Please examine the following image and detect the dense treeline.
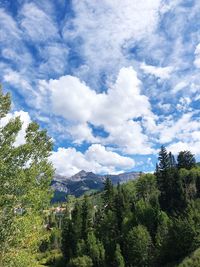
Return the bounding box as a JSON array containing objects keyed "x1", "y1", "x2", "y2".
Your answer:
[{"x1": 60, "y1": 146, "x2": 200, "y2": 267}]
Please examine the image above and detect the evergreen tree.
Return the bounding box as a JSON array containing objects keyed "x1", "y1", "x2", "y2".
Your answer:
[
  {"x1": 114, "y1": 244, "x2": 125, "y2": 267},
  {"x1": 177, "y1": 151, "x2": 196, "y2": 170},
  {"x1": 114, "y1": 183, "x2": 125, "y2": 233},
  {"x1": 61, "y1": 217, "x2": 75, "y2": 261},
  {"x1": 125, "y1": 225, "x2": 152, "y2": 267},
  {"x1": 69, "y1": 255, "x2": 93, "y2": 267},
  {"x1": 103, "y1": 178, "x2": 114, "y2": 210},
  {"x1": 169, "y1": 152, "x2": 176, "y2": 168},
  {"x1": 136, "y1": 174, "x2": 159, "y2": 202},
  {"x1": 155, "y1": 211, "x2": 171, "y2": 265},
  {"x1": 156, "y1": 147, "x2": 186, "y2": 213},
  {"x1": 158, "y1": 146, "x2": 170, "y2": 172},
  {"x1": 195, "y1": 168, "x2": 200, "y2": 198},
  {"x1": 86, "y1": 232, "x2": 105, "y2": 267},
  {"x1": 81, "y1": 195, "x2": 92, "y2": 239}
]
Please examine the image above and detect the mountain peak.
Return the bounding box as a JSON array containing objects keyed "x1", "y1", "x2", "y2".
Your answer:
[
  {"x1": 52, "y1": 170, "x2": 141, "y2": 202},
  {"x1": 77, "y1": 170, "x2": 87, "y2": 175}
]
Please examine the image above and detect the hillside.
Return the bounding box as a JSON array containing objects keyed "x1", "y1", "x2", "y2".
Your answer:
[{"x1": 41, "y1": 149, "x2": 200, "y2": 267}]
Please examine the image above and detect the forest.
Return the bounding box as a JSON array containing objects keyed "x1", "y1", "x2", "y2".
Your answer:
[{"x1": 1, "y1": 87, "x2": 200, "y2": 267}]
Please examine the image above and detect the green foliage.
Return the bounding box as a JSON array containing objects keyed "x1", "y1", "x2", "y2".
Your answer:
[
  {"x1": 135, "y1": 174, "x2": 159, "y2": 202},
  {"x1": 59, "y1": 146, "x2": 200, "y2": 267},
  {"x1": 156, "y1": 147, "x2": 187, "y2": 213},
  {"x1": 0, "y1": 85, "x2": 11, "y2": 119},
  {"x1": 0, "y1": 88, "x2": 54, "y2": 266},
  {"x1": 158, "y1": 145, "x2": 170, "y2": 171},
  {"x1": 68, "y1": 255, "x2": 93, "y2": 267},
  {"x1": 37, "y1": 249, "x2": 65, "y2": 267},
  {"x1": 177, "y1": 248, "x2": 200, "y2": 267},
  {"x1": 177, "y1": 151, "x2": 196, "y2": 170},
  {"x1": 86, "y1": 232, "x2": 105, "y2": 267},
  {"x1": 81, "y1": 195, "x2": 93, "y2": 239},
  {"x1": 154, "y1": 211, "x2": 171, "y2": 264},
  {"x1": 103, "y1": 178, "x2": 114, "y2": 210},
  {"x1": 125, "y1": 225, "x2": 152, "y2": 267},
  {"x1": 114, "y1": 244, "x2": 125, "y2": 267}
]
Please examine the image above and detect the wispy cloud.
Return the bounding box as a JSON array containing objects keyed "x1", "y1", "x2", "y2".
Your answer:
[{"x1": 19, "y1": 2, "x2": 59, "y2": 43}]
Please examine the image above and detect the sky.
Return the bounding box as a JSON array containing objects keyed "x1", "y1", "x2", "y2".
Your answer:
[{"x1": 0, "y1": 0, "x2": 200, "y2": 177}]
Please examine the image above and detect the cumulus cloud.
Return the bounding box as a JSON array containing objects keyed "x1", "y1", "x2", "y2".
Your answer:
[
  {"x1": 50, "y1": 144, "x2": 135, "y2": 177},
  {"x1": 42, "y1": 67, "x2": 156, "y2": 154}
]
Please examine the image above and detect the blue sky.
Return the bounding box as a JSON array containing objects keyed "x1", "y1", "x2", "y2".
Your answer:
[{"x1": 1, "y1": 0, "x2": 200, "y2": 176}]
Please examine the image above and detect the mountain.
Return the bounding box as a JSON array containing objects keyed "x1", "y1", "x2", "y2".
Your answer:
[{"x1": 51, "y1": 170, "x2": 141, "y2": 202}]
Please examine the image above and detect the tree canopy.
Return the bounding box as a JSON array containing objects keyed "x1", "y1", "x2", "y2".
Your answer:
[{"x1": 0, "y1": 87, "x2": 54, "y2": 266}]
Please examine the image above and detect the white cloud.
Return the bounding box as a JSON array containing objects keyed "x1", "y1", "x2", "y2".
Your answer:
[
  {"x1": 42, "y1": 67, "x2": 156, "y2": 154},
  {"x1": 85, "y1": 144, "x2": 135, "y2": 168},
  {"x1": 140, "y1": 62, "x2": 173, "y2": 79},
  {"x1": 105, "y1": 120, "x2": 154, "y2": 155},
  {"x1": 176, "y1": 97, "x2": 192, "y2": 112},
  {"x1": 19, "y1": 3, "x2": 58, "y2": 43},
  {"x1": 172, "y1": 81, "x2": 188, "y2": 94},
  {"x1": 0, "y1": 9, "x2": 34, "y2": 69},
  {"x1": 4, "y1": 70, "x2": 32, "y2": 92},
  {"x1": 38, "y1": 44, "x2": 69, "y2": 75},
  {"x1": 158, "y1": 112, "x2": 200, "y2": 145},
  {"x1": 158, "y1": 102, "x2": 171, "y2": 112},
  {"x1": 0, "y1": 8, "x2": 21, "y2": 45},
  {"x1": 50, "y1": 144, "x2": 135, "y2": 177},
  {"x1": 69, "y1": 123, "x2": 98, "y2": 144},
  {"x1": 63, "y1": 0, "x2": 162, "y2": 76},
  {"x1": 48, "y1": 74, "x2": 99, "y2": 123},
  {"x1": 167, "y1": 141, "x2": 200, "y2": 156},
  {"x1": 194, "y1": 43, "x2": 200, "y2": 68},
  {"x1": 1, "y1": 48, "x2": 33, "y2": 67}
]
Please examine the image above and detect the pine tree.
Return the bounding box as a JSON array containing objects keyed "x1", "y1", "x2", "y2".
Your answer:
[
  {"x1": 177, "y1": 151, "x2": 196, "y2": 170},
  {"x1": 69, "y1": 255, "x2": 93, "y2": 267},
  {"x1": 169, "y1": 152, "x2": 176, "y2": 168},
  {"x1": 86, "y1": 232, "x2": 105, "y2": 267},
  {"x1": 66, "y1": 201, "x2": 83, "y2": 258},
  {"x1": 61, "y1": 217, "x2": 76, "y2": 261},
  {"x1": 125, "y1": 225, "x2": 152, "y2": 267},
  {"x1": 114, "y1": 183, "x2": 125, "y2": 233},
  {"x1": 114, "y1": 244, "x2": 125, "y2": 267},
  {"x1": 156, "y1": 147, "x2": 185, "y2": 213},
  {"x1": 81, "y1": 196, "x2": 92, "y2": 240},
  {"x1": 158, "y1": 146, "x2": 170, "y2": 172},
  {"x1": 103, "y1": 178, "x2": 114, "y2": 210}
]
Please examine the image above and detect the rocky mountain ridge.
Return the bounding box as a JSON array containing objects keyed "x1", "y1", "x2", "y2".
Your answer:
[{"x1": 51, "y1": 170, "x2": 141, "y2": 202}]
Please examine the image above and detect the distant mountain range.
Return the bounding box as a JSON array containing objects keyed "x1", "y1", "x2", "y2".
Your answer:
[{"x1": 51, "y1": 170, "x2": 141, "y2": 202}]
